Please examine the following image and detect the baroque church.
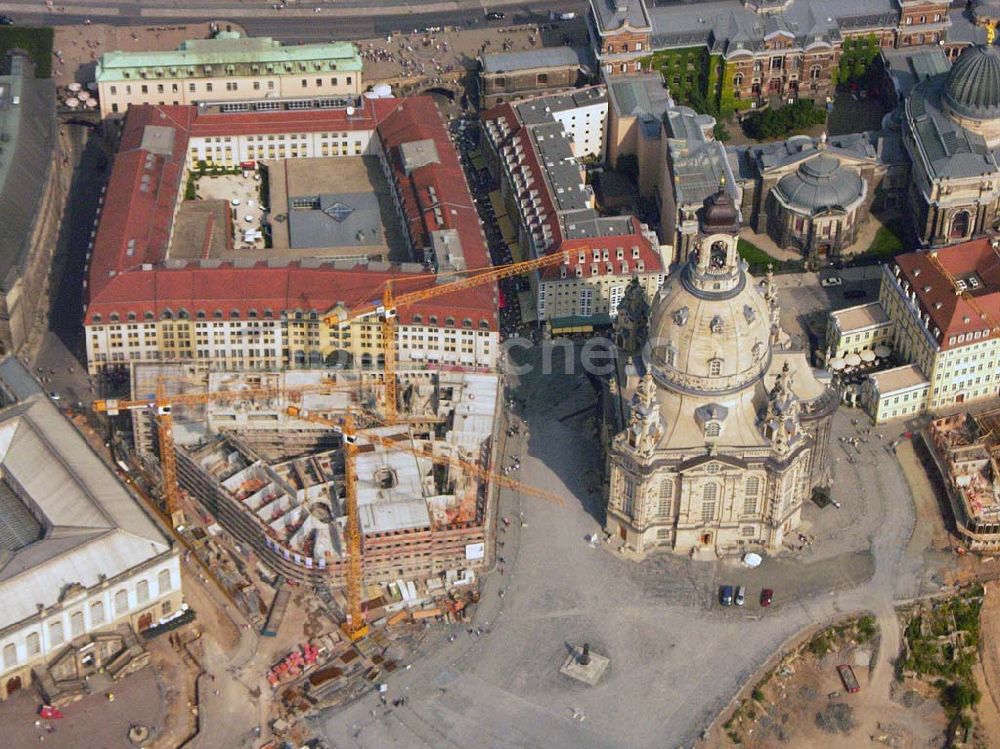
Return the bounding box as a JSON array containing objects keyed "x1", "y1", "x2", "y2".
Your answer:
[{"x1": 603, "y1": 188, "x2": 838, "y2": 557}]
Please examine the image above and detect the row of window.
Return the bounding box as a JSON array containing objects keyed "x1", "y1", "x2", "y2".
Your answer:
[
  {"x1": 2, "y1": 570, "x2": 172, "y2": 670},
  {"x1": 108, "y1": 76, "x2": 352, "y2": 97}
]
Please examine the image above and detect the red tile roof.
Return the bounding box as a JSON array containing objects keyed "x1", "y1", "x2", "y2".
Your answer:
[
  {"x1": 893, "y1": 239, "x2": 1000, "y2": 350},
  {"x1": 86, "y1": 99, "x2": 496, "y2": 331},
  {"x1": 540, "y1": 226, "x2": 662, "y2": 281}
]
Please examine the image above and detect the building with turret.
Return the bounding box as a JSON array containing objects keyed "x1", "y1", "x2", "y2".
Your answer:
[{"x1": 603, "y1": 187, "x2": 836, "y2": 557}]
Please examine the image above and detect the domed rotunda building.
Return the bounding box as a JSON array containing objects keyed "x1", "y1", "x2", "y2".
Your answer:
[
  {"x1": 904, "y1": 36, "x2": 1000, "y2": 246},
  {"x1": 604, "y1": 188, "x2": 837, "y2": 557}
]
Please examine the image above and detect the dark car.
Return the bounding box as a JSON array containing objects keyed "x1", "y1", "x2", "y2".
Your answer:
[
  {"x1": 0, "y1": 16, "x2": 14, "y2": 26},
  {"x1": 485, "y1": 11, "x2": 505, "y2": 21},
  {"x1": 720, "y1": 585, "x2": 734, "y2": 606},
  {"x1": 760, "y1": 588, "x2": 774, "y2": 607}
]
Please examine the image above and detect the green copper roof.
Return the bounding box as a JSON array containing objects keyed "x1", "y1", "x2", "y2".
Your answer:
[{"x1": 96, "y1": 32, "x2": 360, "y2": 82}]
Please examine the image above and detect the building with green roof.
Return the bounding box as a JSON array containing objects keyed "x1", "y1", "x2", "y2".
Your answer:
[{"x1": 96, "y1": 32, "x2": 362, "y2": 117}]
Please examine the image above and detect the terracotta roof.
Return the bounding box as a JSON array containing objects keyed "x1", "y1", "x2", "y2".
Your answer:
[
  {"x1": 539, "y1": 226, "x2": 662, "y2": 281},
  {"x1": 86, "y1": 99, "x2": 496, "y2": 331},
  {"x1": 893, "y1": 238, "x2": 1000, "y2": 350},
  {"x1": 189, "y1": 96, "x2": 400, "y2": 137},
  {"x1": 377, "y1": 98, "x2": 490, "y2": 271},
  {"x1": 86, "y1": 264, "x2": 496, "y2": 328}
]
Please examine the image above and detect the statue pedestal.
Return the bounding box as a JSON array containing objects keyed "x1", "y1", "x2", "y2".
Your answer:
[{"x1": 559, "y1": 647, "x2": 610, "y2": 686}]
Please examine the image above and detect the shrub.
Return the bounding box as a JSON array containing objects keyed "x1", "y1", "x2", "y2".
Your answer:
[
  {"x1": 743, "y1": 99, "x2": 827, "y2": 140},
  {"x1": 751, "y1": 687, "x2": 765, "y2": 702},
  {"x1": 857, "y1": 615, "x2": 877, "y2": 643}
]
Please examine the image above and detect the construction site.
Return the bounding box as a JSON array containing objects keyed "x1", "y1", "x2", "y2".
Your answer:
[
  {"x1": 924, "y1": 408, "x2": 1000, "y2": 553},
  {"x1": 117, "y1": 364, "x2": 504, "y2": 589}
]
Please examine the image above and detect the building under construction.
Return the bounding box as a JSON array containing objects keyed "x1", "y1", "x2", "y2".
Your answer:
[
  {"x1": 925, "y1": 407, "x2": 1000, "y2": 553},
  {"x1": 131, "y1": 367, "x2": 500, "y2": 584}
]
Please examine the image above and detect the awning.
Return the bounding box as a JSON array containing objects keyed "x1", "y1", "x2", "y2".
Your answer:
[
  {"x1": 497, "y1": 215, "x2": 516, "y2": 244},
  {"x1": 488, "y1": 190, "x2": 507, "y2": 218},
  {"x1": 518, "y1": 290, "x2": 537, "y2": 324},
  {"x1": 549, "y1": 313, "x2": 612, "y2": 334},
  {"x1": 508, "y1": 241, "x2": 524, "y2": 263}
]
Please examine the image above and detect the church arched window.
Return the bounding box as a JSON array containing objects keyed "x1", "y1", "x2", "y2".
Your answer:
[
  {"x1": 710, "y1": 241, "x2": 727, "y2": 269},
  {"x1": 701, "y1": 484, "x2": 718, "y2": 522},
  {"x1": 705, "y1": 421, "x2": 721, "y2": 438},
  {"x1": 709, "y1": 358, "x2": 723, "y2": 376}
]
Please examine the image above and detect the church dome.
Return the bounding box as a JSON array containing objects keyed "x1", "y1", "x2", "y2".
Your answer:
[
  {"x1": 645, "y1": 259, "x2": 773, "y2": 396},
  {"x1": 944, "y1": 44, "x2": 1000, "y2": 121},
  {"x1": 773, "y1": 155, "x2": 864, "y2": 215}
]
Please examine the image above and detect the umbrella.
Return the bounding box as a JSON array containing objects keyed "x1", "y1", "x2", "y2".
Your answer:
[
  {"x1": 67, "y1": 81, "x2": 81, "y2": 92},
  {"x1": 874, "y1": 344, "x2": 891, "y2": 358},
  {"x1": 860, "y1": 350, "x2": 876, "y2": 362},
  {"x1": 829, "y1": 357, "x2": 846, "y2": 371},
  {"x1": 743, "y1": 552, "x2": 763, "y2": 568},
  {"x1": 78, "y1": 91, "x2": 91, "y2": 101},
  {"x1": 86, "y1": 81, "x2": 98, "y2": 92},
  {"x1": 845, "y1": 353, "x2": 862, "y2": 367},
  {"x1": 85, "y1": 99, "x2": 98, "y2": 109},
  {"x1": 64, "y1": 97, "x2": 79, "y2": 108}
]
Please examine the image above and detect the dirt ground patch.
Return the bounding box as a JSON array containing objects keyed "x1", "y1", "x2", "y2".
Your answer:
[
  {"x1": 706, "y1": 615, "x2": 947, "y2": 749},
  {"x1": 974, "y1": 581, "x2": 1000, "y2": 747}
]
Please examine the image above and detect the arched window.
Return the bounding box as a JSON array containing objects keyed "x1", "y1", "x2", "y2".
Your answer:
[
  {"x1": 658, "y1": 479, "x2": 673, "y2": 517},
  {"x1": 810, "y1": 65, "x2": 821, "y2": 80},
  {"x1": 114, "y1": 589, "x2": 129, "y2": 615},
  {"x1": 158, "y1": 568, "x2": 172, "y2": 593},
  {"x1": 136, "y1": 579, "x2": 150, "y2": 604},
  {"x1": 950, "y1": 210, "x2": 970, "y2": 239},
  {"x1": 744, "y1": 476, "x2": 760, "y2": 514},
  {"x1": 666, "y1": 343, "x2": 677, "y2": 367},
  {"x1": 709, "y1": 358, "x2": 723, "y2": 376},
  {"x1": 701, "y1": 484, "x2": 718, "y2": 522},
  {"x1": 706, "y1": 421, "x2": 721, "y2": 438},
  {"x1": 733, "y1": 73, "x2": 743, "y2": 87},
  {"x1": 3, "y1": 643, "x2": 17, "y2": 668}
]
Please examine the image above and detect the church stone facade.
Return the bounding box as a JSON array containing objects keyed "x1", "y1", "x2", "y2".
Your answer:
[{"x1": 604, "y1": 189, "x2": 837, "y2": 558}]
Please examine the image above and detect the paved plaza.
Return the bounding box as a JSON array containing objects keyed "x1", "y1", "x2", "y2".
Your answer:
[{"x1": 316, "y1": 339, "x2": 952, "y2": 749}]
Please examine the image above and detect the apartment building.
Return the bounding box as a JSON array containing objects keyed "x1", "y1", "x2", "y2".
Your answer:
[
  {"x1": 84, "y1": 97, "x2": 498, "y2": 375},
  {"x1": 826, "y1": 302, "x2": 894, "y2": 359},
  {"x1": 481, "y1": 87, "x2": 668, "y2": 332},
  {"x1": 96, "y1": 32, "x2": 362, "y2": 117},
  {"x1": 854, "y1": 240, "x2": 1000, "y2": 423}
]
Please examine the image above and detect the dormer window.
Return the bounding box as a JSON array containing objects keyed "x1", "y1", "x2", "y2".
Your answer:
[
  {"x1": 709, "y1": 358, "x2": 723, "y2": 376},
  {"x1": 706, "y1": 421, "x2": 721, "y2": 438}
]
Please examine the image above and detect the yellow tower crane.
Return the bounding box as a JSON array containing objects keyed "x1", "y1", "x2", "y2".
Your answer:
[
  {"x1": 285, "y1": 405, "x2": 562, "y2": 639},
  {"x1": 325, "y1": 252, "x2": 568, "y2": 421}
]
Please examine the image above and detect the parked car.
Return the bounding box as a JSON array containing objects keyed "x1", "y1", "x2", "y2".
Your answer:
[
  {"x1": 0, "y1": 16, "x2": 14, "y2": 26},
  {"x1": 720, "y1": 585, "x2": 734, "y2": 606},
  {"x1": 485, "y1": 11, "x2": 505, "y2": 20},
  {"x1": 48, "y1": 391, "x2": 60, "y2": 401},
  {"x1": 735, "y1": 586, "x2": 746, "y2": 606},
  {"x1": 820, "y1": 276, "x2": 843, "y2": 287},
  {"x1": 760, "y1": 588, "x2": 774, "y2": 607}
]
